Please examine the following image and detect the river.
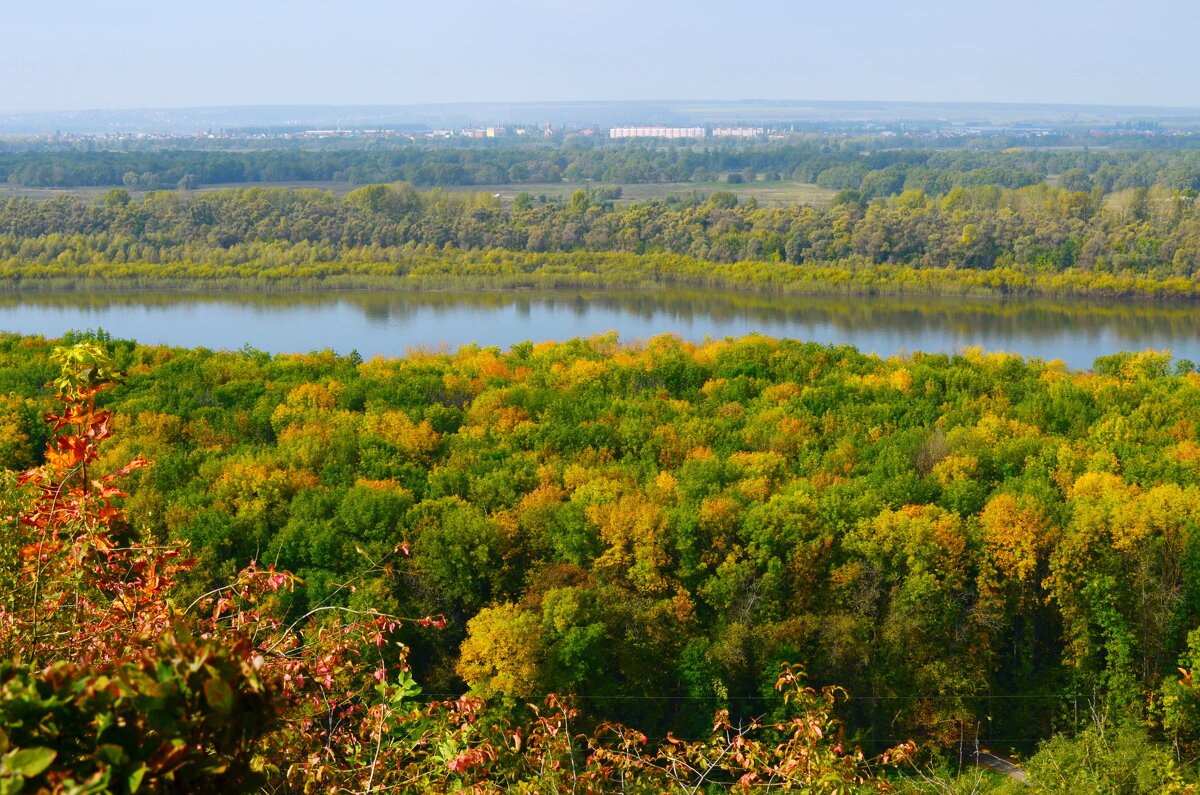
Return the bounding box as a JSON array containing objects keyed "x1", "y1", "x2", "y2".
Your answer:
[{"x1": 1, "y1": 289, "x2": 1198, "y2": 370}]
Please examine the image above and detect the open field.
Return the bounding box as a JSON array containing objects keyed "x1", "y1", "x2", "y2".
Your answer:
[
  {"x1": 0, "y1": 180, "x2": 359, "y2": 202},
  {"x1": 0, "y1": 178, "x2": 837, "y2": 207},
  {"x1": 0, "y1": 184, "x2": 134, "y2": 201},
  {"x1": 445, "y1": 179, "x2": 837, "y2": 207}
]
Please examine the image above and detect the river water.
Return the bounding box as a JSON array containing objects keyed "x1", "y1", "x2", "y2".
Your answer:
[{"x1": 1, "y1": 289, "x2": 1198, "y2": 370}]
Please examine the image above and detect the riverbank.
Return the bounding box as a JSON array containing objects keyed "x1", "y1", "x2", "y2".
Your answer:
[{"x1": 1, "y1": 249, "x2": 1198, "y2": 300}]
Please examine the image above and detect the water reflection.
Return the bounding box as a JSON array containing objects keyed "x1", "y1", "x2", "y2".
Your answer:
[{"x1": 1, "y1": 289, "x2": 1198, "y2": 370}]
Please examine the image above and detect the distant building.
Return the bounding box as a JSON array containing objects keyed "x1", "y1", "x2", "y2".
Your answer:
[
  {"x1": 712, "y1": 126, "x2": 764, "y2": 138},
  {"x1": 609, "y1": 126, "x2": 706, "y2": 139},
  {"x1": 486, "y1": 127, "x2": 507, "y2": 138}
]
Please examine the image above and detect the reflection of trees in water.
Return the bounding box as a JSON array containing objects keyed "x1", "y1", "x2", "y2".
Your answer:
[
  {"x1": 372, "y1": 291, "x2": 1200, "y2": 342},
  {"x1": 4, "y1": 289, "x2": 1200, "y2": 346},
  {"x1": 355, "y1": 297, "x2": 390, "y2": 324}
]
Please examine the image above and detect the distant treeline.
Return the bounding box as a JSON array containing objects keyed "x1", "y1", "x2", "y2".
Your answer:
[
  {"x1": 5, "y1": 141, "x2": 1200, "y2": 194},
  {"x1": 1, "y1": 182, "x2": 1199, "y2": 293}
]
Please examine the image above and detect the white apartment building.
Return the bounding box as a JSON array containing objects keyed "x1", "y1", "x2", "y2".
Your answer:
[
  {"x1": 712, "y1": 127, "x2": 765, "y2": 138},
  {"x1": 609, "y1": 126, "x2": 706, "y2": 139}
]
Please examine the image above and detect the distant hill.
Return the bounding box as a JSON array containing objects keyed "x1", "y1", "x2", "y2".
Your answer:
[{"x1": 4, "y1": 99, "x2": 1200, "y2": 135}]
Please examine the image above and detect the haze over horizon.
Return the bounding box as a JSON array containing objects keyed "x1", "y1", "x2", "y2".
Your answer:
[{"x1": 6, "y1": 0, "x2": 1198, "y2": 113}]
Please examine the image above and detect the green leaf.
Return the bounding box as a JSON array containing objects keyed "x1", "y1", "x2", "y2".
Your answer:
[
  {"x1": 203, "y1": 678, "x2": 234, "y2": 714},
  {"x1": 393, "y1": 671, "x2": 422, "y2": 701},
  {"x1": 94, "y1": 745, "x2": 128, "y2": 767},
  {"x1": 127, "y1": 765, "x2": 146, "y2": 793},
  {"x1": 6, "y1": 746, "x2": 56, "y2": 778}
]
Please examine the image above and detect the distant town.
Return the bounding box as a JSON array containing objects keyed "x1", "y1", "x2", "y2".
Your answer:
[
  {"x1": 3, "y1": 98, "x2": 1200, "y2": 142},
  {"x1": 8, "y1": 121, "x2": 1199, "y2": 147}
]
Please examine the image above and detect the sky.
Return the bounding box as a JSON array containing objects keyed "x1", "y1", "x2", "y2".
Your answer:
[{"x1": 4, "y1": 0, "x2": 1198, "y2": 112}]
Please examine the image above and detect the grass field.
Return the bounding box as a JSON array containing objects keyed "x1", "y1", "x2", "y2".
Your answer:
[
  {"x1": 0, "y1": 179, "x2": 836, "y2": 207},
  {"x1": 0, "y1": 181, "x2": 359, "y2": 202},
  {"x1": 449, "y1": 179, "x2": 837, "y2": 207},
  {"x1": 0, "y1": 184, "x2": 129, "y2": 201}
]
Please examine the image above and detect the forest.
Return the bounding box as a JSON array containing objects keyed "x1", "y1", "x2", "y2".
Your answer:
[
  {"x1": 3, "y1": 140, "x2": 1200, "y2": 192},
  {"x1": 0, "y1": 177, "x2": 1199, "y2": 298},
  {"x1": 1, "y1": 331, "x2": 1200, "y2": 790}
]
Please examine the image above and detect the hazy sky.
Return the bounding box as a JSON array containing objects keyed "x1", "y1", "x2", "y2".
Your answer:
[{"x1": 5, "y1": 0, "x2": 1197, "y2": 111}]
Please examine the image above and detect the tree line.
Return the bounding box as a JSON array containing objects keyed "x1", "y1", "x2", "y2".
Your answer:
[
  {"x1": 0, "y1": 181, "x2": 1198, "y2": 290},
  {"x1": 5, "y1": 141, "x2": 1200, "y2": 194}
]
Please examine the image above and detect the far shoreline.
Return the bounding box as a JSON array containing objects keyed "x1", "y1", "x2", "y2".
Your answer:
[{"x1": 1, "y1": 254, "x2": 1198, "y2": 303}]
